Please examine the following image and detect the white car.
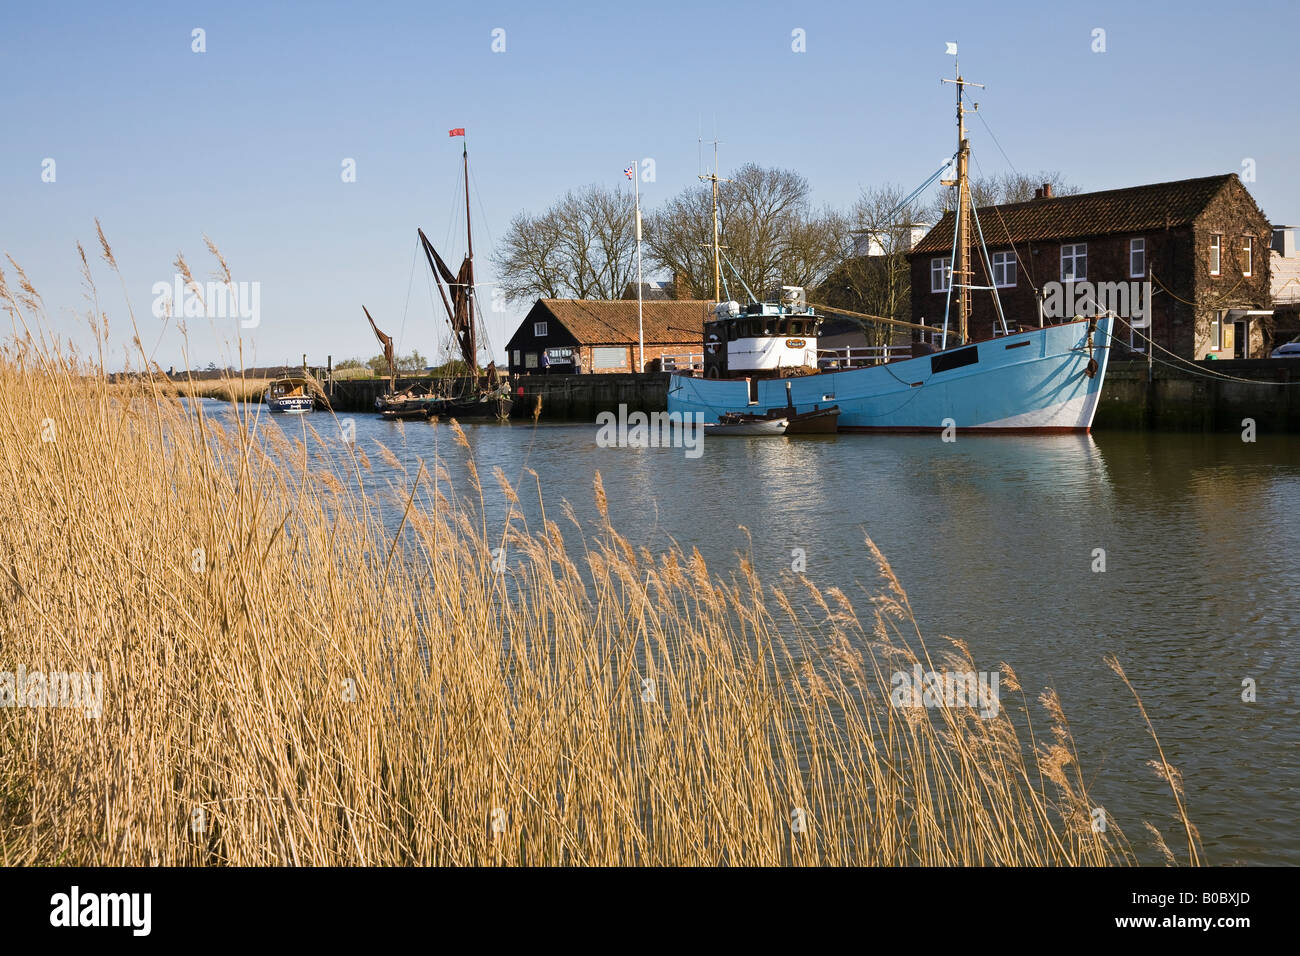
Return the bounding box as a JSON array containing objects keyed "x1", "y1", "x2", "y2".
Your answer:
[{"x1": 1271, "y1": 334, "x2": 1300, "y2": 358}]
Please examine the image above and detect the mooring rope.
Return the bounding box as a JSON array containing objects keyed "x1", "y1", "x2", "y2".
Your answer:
[{"x1": 1099, "y1": 313, "x2": 1300, "y2": 387}]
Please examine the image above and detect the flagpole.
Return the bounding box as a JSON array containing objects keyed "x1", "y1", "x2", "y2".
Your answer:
[{"x1": 634, "y1": 162, "x2": 644, "y2": 373}]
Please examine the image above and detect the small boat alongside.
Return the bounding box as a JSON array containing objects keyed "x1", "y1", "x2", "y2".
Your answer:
[
  {"x1": 754, "y1": 382, "x2": 840, "y2": 433},
  {"x1": 704, "y1": 414, "x2": 789, "y2": 436},
  {"x1": 377, "y1": 388, "x2": 510, "y2": 422},
  {"x1": 781, "y1": 405, "x2": 840, "y2": 434},
  {"x1": 264, "y1": 377, "x2": 316, "y2": 414},
  {"x1": 377, "y1": 394, "x2": 437, "y2": 420},
  {"x1": 374, "y1": 380, "x2": 440, "y2": 419}
]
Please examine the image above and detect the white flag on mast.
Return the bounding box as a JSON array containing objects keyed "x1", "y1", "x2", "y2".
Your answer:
[{"x1": 945, "y1": 41, "x2": 957, "y2": 55}]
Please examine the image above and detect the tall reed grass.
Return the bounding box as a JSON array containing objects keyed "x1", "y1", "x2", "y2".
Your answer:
[{"x1": 0, "y1": 240, "x2": 1200, "y2": 866}]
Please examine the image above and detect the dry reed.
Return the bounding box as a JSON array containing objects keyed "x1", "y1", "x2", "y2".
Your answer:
[{"x1": 0, "y1": 245, "x2": 1201, "y2": 866}]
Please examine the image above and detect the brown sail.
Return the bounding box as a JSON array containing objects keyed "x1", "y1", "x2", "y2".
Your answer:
[
  {"x1": 362, "y1": 305, "x2": 395, "y2": 386},
  {"x1": 418, "y1": 229, "x2": 477, "y2": 373}
]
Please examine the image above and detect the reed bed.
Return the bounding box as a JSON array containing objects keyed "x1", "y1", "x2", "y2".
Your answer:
[
  {"x1": 158, "y1": 376, "x2": 273, "y2": 403},
  {"x1": 0, "y1": 246, "x2": 1200, "y2": 866}
]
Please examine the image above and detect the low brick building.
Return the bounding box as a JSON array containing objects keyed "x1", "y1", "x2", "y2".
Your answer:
[
  {"x1": 908, "y1": 174, "x2": 1274, "y2": 359},
  {"x1": 505, "y1": 299, "x2": 710, "y2": 374}
]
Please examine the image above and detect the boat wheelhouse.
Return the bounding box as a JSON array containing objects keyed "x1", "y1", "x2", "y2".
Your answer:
[
  {"x1": 703, "y1": 288, "x2": 822, "y2": 380},
  {"x1": 264, "y1": 377, "x2": 316, "y2": 414}
]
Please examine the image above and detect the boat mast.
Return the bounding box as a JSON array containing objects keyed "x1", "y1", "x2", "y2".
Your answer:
[
  {"x1": 632, "y1": 161, "x2": 644, "y2": 373},
  {"x1": 462, "y1": 139, "x2": 478, "y2": 372},
  {"x1": 942, "y1": 54, "x2": 983, "y2": 345},
  {"x1": 698, "y1": 140, "x2": 731, "y2": 303}
]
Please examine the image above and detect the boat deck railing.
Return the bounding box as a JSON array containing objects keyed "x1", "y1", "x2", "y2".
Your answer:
[
  {"x1": 661, "y1": 352, "x2": 704, "y2": 371},
  {"x1": 817, "y1": 345, "x2": 911, "y2": 369}
]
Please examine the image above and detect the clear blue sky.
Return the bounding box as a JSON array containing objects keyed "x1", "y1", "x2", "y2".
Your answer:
[{"x1": 3, "y1": 0, "x2": 1296, "y2": 371}]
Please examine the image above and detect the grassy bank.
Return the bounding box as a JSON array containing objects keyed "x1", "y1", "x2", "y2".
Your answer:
[
  {"x1": 0, "y1": 252, "x2": 1199, "y2": 866},
  {"x1": 160, "y1": 376, "x2": 272, "y2": 403}
]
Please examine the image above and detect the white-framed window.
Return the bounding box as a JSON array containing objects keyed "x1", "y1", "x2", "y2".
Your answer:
[
  {"x1": 917, "y1": 318, "x2": 944, "y2": 346},
  {"x1": 930, "y1": 257, "x2": 952, "y2": 292},
  {"x1": 1128, "y1": 318, "x2": 1145, "y2": 353},
  {"x1": 524, "y1": 352, "x2": 539, "y2": 369},
  {"x1": 992, "y1": 251, "x2": 1016, "y2": 288},
  {"x1": 1060, "y1": 243, "x2": 1087, "y2": 282},
  {"x1": 1243, "y1": 237, "x2": 1254, "y2": 277},
  {"x1": 511, "y1": 349, "x2": 521, "y2": 367},
  {"x1": 533, "y1": 321, "x2": 548, "y2": 337},
  {"x1": 1211, "y1": 310, "x2": 1224, "y2": 351},
  {"x1": 1129, "y1": 238, "x2": 1146, "y2": 278},
  {"x1": 1210, "y1": 235, "x2": 1222, "y2": 276}
]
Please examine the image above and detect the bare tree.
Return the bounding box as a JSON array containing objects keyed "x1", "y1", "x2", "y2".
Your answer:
[
  {"x1": 641, "y1": 187, "x2": 714, "y2": 299},
  {"x1": 930, "y1": 170, "x2": 1079, "y2": 217},
  {"x1": 492, "y1": 184, "x2": 637, "y2": 302},
  {"x1": 646, "y1": 163, "x2": 849, "y2": 302},
  {"x1": 493, "y1": 209, "x2": 567, "y2": 302},
  {"x1": 816, "y1": 184, "x2": 924, "y2": 348}
]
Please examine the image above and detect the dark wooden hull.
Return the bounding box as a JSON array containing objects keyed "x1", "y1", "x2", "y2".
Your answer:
[
  {"x1": 379, "y1": 395, "x2": 510, "y2": 422},
  {"x1": 438, "y1": 396, "x2": 511, "y2": 420},
  {"x1": 781, "y1": 406, "x2": 840, "y2": 434},
  {"x1": 379, "y1": 404, "x2": 432, "y2": 421}
]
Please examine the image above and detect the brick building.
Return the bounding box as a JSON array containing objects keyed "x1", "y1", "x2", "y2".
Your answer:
[
  {"x1": 505, "y1": 299, "x2": 710, "y2": 374},
  {"x1": 908, "y1": 174, "x2": 1274, "y2": 359},
  {"x1": 1270, "y1": 225, "x2": 1300, "y2": 347}
]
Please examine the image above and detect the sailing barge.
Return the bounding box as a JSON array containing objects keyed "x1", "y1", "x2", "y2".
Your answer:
[{"x1": 366, "y1": 131, "x2": 510, "y2": 422}]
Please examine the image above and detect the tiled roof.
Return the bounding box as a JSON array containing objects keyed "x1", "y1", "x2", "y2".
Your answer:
[
  {"x1": 910, "y1": 174, "x2": 1238, "y2": 255},
  {"x1": 1273, "y1": 251, "x2": 1300, "y2": 306},
  {"x1": 530, "y1": 299, "x2": 711, "y2": 344}
]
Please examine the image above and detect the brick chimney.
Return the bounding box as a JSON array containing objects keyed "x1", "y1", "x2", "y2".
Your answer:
[
  {"x1": 672, "y1": 269, "x2": 692, "y2": 299},
  {"x1": 1041, "y1": 183, "x2": 1053, "y2": 199}
]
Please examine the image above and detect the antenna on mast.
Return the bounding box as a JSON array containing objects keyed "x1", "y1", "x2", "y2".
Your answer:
[
  {"x1": 698, "y1": 137, "x2": 733, "y2": 304},
  {"x1": 697, "y1": 115, "x2": 703, "y2": 178}
]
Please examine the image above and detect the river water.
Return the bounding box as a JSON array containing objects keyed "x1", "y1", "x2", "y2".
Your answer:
[{"x1": 240, "y1": 401, "x2": 1300, "y2": 866}]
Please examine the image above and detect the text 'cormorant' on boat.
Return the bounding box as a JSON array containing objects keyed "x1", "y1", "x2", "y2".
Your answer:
[
  {"x1": 367, "y1": 129, "x2": 510, "y2": 422},
  {"x1": 668, "y1": 53, "x2": 1111, "y2": 433}
]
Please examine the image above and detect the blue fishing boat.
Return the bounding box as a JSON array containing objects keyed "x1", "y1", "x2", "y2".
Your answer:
[
  {"x1": 669, "y1": 315, "x2": 1109, "y2": 432},
  {"x1": 667, "y1": 54, "x2": 1112, "y2": 434}
]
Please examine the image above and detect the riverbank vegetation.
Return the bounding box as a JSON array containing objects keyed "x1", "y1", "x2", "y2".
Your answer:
[{"x1": 0, "y1": 246, "x2": 1198, "y2": 866}]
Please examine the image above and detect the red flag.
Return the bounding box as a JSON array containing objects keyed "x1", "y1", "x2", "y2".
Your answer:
[{"x1": 448, "y1": 128, "x2": 465, "y2": 137}]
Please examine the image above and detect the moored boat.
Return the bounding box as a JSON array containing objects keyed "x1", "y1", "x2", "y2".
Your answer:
[
  {"x1": 781, "y1": 405, "x2": 840, "y2": 434},
  {"x1": 667, "y1": 53, "x2": 1111, "y2": 434},
  {"x1": 367, "y1": 129, "x2": 509, "y2": 423},
  {"x1": 704, "y1": 415, "x2": 789, "y2": 436},
  {"x1": 670, "y1": 317, "x2": 1109, "y2": 432},
  {"x1": 752, "y1": 381, "x2": 840, "y2": 433},
  {"x1": 264, "y1": 377, "x2": 316, "y2": 414},
  {"x1": 378, "y1": 388, "x2": 511, "y2": 422}
]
